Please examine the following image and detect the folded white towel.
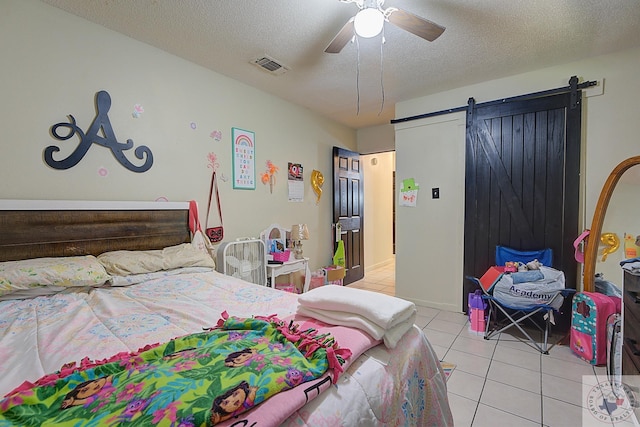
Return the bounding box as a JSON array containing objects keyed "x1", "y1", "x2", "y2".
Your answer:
[
  {"x1": 383, "y1": 311, "x2": 416, "y2": 349},
  {"x1": 297, "y1": 306, "x2": 385, "y2": 340},
  {"x1": 298, "y1": 285, "x2": 416, "y2": 330},
  {"x1": 297, "y1": 305, "x2": 416, "y2": 349}
]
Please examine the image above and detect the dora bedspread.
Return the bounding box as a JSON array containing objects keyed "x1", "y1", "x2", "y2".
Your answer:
[
  {"x1": 1, "y1": 314, "x2": 354, "y2": 426},
  {"x1": 0, "y1": 271, "x2": 452, "y2": 426}
]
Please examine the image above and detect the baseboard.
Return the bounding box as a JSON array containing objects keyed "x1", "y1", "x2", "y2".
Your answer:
[
  {"x1": 400, "y1": 296, "x2": 461, "y2": 313},
  {"x1": 366, "y1": 258, "x2": 395, "y2": 272}
]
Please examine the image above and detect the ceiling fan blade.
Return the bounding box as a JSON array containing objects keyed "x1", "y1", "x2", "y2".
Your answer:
[
  {"x1": 387, "y1": 9, "x2": 445, "y2": 42},
  {"x1": 325, "y1": 17, "x2": 355, "y2": 53}
]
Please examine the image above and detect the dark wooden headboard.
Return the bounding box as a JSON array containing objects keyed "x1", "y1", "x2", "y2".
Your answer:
[{"x1": 0, "y1": 200, "x2": 191, "y2": 262}]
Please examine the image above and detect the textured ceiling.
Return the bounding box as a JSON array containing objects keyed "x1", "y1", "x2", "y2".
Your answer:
[{"x1": 41, "y1": 0, "x2": 640, "y2": 129}]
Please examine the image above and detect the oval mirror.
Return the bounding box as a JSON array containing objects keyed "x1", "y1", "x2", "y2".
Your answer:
[{"x1": 584, "y1": 155, "x2": 640, "y2": 291}]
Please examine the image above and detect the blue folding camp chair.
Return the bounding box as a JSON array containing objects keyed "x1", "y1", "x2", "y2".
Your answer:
[
  {"x1": 495, "y1": 245, "x2": 553, "y2": 268},
  {"x1": 467, "y1": 246, "x2": 574, "y2": 354}
]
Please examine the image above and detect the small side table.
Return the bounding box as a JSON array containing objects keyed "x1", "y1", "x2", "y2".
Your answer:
[{"x1": 267, "y1": 257, "x2": 311, "y2": 293}]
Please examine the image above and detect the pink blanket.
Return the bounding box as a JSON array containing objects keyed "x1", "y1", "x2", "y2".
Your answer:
[{"x1": 217, "y1": 315, "x2": 380, "y2": 427}]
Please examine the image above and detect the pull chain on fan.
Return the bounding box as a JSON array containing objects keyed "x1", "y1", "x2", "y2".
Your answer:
[
  {"x1": 356, "y1": 35, "x2": 361, "y2": 115},
  {"x1": 332, "y1": 0, "x2": 442, "y2": 115},
  {"x1": 354, "y1": 26, "x2": 386, "y2": 116},
  {"x1": 378, "y1": 30, "x2": 385, "y2": 116}
]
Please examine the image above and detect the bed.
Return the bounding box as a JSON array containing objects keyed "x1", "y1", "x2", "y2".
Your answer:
[{"x1": 0, "y1": 200, "x2": 452, "y2": 426}]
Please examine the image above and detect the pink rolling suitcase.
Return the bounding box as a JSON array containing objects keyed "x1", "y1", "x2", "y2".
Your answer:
[{"x1": 570, "y1": 292, "x2": 621, "y2": 365}]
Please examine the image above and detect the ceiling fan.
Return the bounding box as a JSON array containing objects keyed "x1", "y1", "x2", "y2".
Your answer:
[{"x1": 325, "y1": 0, "x2": 445, "y2": 53}]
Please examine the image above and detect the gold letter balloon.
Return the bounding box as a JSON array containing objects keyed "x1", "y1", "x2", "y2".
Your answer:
[
  {"x1": 600, "y1": 232, "x2": 620, "y2": 261},
  {"x1": 311, "y1": 170, "x2": 324, "y2": 204}
]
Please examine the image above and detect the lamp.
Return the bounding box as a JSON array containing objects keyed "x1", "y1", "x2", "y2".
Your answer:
[
  {"x1": 354, "y1": 8, "x2": 384, "y2": 38},
  {"x1": 290, "y1": 224, "x2": 310, "y2": 259}
]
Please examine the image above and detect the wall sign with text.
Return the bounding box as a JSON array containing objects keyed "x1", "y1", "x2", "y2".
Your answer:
[{"x1": 232, "y1": 127, "x2": 256, "y2": 190}]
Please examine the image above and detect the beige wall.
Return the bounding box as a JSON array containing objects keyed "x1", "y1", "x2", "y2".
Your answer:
[
  {"x1": 357, "y1": 124, "x2": 395, "y2": 154},
  {"x1": 395, "y1": 47, "x2": 640, "y2": 311},
  {"x1": 395, "y1": 116, "x2": 466, "y2": 311},
  {"x1": 0, "y1": 0, "x2": 357, "y2": 271}
]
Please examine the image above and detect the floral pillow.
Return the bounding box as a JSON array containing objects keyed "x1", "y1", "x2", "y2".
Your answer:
[{"x1": 0, "y1": 255, "x2": 111, "y2": 297}]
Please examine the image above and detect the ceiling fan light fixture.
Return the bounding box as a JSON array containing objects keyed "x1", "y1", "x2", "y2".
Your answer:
[{"x1": 354, "y1": 8, "x2": 384, "y2": 38}]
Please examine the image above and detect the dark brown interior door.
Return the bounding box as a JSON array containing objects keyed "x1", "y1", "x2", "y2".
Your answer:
[
  {"x1": 333, "y1": 147, "x2": 364, "y2": 285},
  {"x1": 463, "y1": 93, "x2": 581, "y2": 327}
]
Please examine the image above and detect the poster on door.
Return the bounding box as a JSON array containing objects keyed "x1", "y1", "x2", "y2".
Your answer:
[{"x1": 232, "y1": 128, "x2": 256, "y2": 190}]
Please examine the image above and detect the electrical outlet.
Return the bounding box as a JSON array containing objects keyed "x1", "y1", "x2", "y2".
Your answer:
[{"x1": 432, "y1": 188, "x2": 440, "y2": 199}]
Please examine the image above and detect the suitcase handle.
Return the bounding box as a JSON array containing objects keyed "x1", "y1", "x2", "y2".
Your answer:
[{"x1": 625, "y1": 337, "x2": 640, "y2": 356}]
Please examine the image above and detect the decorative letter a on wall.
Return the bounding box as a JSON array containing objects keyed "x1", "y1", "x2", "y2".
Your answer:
[{"x1": 44, "y1": 90, "x2": 153, "y2": 172}]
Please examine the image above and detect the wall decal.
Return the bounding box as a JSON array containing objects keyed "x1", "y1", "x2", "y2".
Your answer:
[
  {"x1": 210, "y1": 130, "x2": 222, "y2": 141},
  {"x1": 190, "y1": 122, "x2": 197, "y2": 130},
  {"x1": 45, "y1": 91, "x2": 153, "y2": 173},
  {"x1": 132, "y1": 104, "x2": 144, "y2": 118},
  {"x1": 261, "y1": 160, "x2": 278, "y2": 194},
  {"x1": 98, "y1": 167, "x2": 109, "y2": 177},
  {"x1": 232, "y1": 127, "x2": 255, "y2": 190},
  {"x1": 207, "y1": 152, "x2": 220, "y2": 172}
]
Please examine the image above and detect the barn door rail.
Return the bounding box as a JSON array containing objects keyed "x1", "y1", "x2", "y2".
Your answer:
[{"x1": 390, "y1": 76, "x2": 597, "y2": 125}]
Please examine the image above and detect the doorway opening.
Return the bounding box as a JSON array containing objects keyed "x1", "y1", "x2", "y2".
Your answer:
[{"x1": 361, "y1": 151, "x2": 396, "y2": 283}]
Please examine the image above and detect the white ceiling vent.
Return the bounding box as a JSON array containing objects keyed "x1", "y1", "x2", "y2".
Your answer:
[{"x1": 251, "y1": 55, "x2": 290, "y2": 76}]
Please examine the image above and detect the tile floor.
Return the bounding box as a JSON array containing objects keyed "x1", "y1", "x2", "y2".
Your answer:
[{"x1": 349, "y1": 259, "x2": 636, "y2": 427}]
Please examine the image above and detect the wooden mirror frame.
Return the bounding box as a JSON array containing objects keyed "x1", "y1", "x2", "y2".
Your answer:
[{"x1": 584, "y1": 155, "x2": 640, "y2": 292}]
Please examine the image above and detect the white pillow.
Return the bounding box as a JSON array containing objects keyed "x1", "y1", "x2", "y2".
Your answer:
[{"x1": 98, "y1": 243, "x2": 215, "y2": 276}]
